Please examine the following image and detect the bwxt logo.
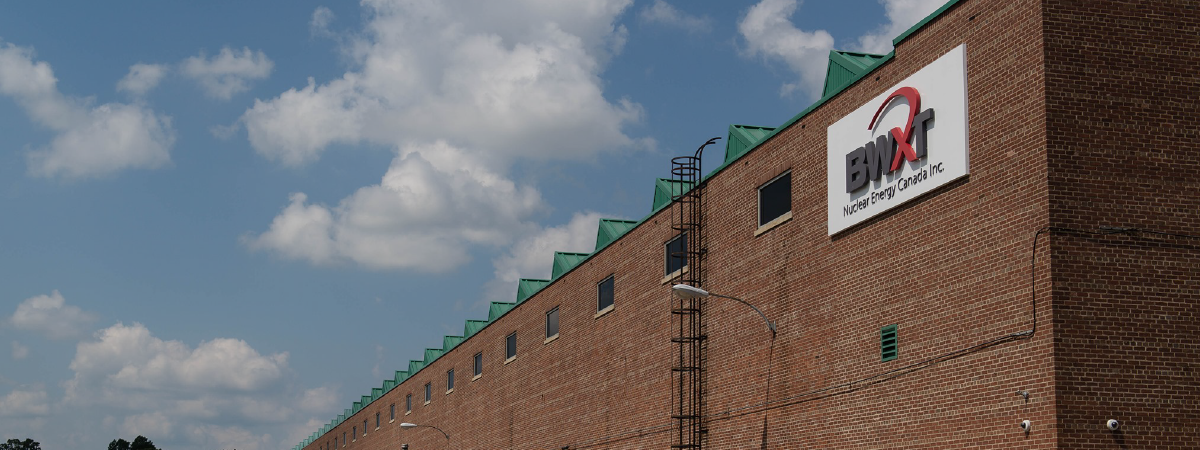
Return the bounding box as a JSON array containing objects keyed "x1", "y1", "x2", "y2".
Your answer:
[{"x1": 844, "y1": 87, "x2": 935, "y2": 193}]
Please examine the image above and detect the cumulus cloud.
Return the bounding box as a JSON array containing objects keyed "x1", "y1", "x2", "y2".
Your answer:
[
  {"x1": 310, "y1": 6, "x2": 336, "y2": 37},
  {"x1": 245, "y1": 141, "x2": 545, "y2": 272},
  {"x1": 117, "y1": 63, "x2": 169, "y2": 96},
  {"x1": 738, "y1": 0, "x2": 946, "y2": 98},
  {"x1": 11, "y1": 341, "x2": 29, "y2": 359},
  {"x1": 0, "y1": 388, "x2": 50, "y2": 417},
  {"x1": 639, "y1": 0, "x2": 712, "y2": 33},
  {"x1": 738, "y1": 0, "x2": 834, "y2": 98},
  {"x1": 241, "y1": 0, "x2": 640, "y2": 167},
  {"x1": 0, "y1": 42, "x2": 175, "y2": 179},
  {"x1": 56, "y1": 322, "x2": 333, "y2": 449},
  {"x1": 181, "y1": 47, "x2": 274, "y2": 100},
  {"x1": 8, "y1": 290, "x2": 98, "y2": 340},
  {"x1": 484, "y1": 211, "x2": 606, "y2": 302}
]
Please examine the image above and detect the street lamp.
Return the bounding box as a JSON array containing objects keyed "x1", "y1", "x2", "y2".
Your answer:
[
  {"x1": 671, "y1": 284, "x2": 777, "y2": 336},
  {"x1": 400, "y1": 423, "x2": 450, "y2": 449}
]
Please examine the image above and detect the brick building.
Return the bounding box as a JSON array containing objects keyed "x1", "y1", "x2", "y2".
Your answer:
[{"x1": 293, "y1": 0, "x2": 1200, "y2": 448}]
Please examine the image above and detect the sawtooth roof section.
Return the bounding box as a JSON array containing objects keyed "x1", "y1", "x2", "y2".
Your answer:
[
  {"x1": 464, "y1": 319, "x2": 488, "y2": 337},
  {"x1": 517, "y1": 279, "x2": 550, "y2": 303},
  {"x1": 724, "y1": 124, "x2": 776, "y2": 164},
  {"x1": 822, "y1": 50, "x2": 888, "y2": 98},
  {"x1": 595, "y1": 218, "x2": 638, "y2": 251},
  {"x1": 443, "y1": 335, "x2": 464, "y2": 351},
  {"x1": 653, "y1": 178, "x2": 694, "y2": 211},
  {"x1": 489, "y1": 301, "x2": 515, "y2": 321},
  {"x1": 552, "y1": 252, "x2": 591, "y2": 280}
]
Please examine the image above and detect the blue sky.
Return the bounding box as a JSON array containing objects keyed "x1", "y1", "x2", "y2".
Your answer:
[{"x1": 0, "y1": 1, "x2": 946, "y2": 448}]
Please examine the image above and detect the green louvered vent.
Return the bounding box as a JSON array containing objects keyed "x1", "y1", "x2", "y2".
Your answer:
[
  {"x1": 595, "y1": 218, "x2": 638, "y2": 251},
  {"x1": 881, "y1": 324, "x2": 898, "y2": 362},
  {"x1": 552, "y1": 252, "x2": 590, "y2": 280},
  {"x1": 516, "y1": 279, "x2": 550, "y2": 303},
  {"x1": 724, "y1": 124, "x2": 776, "y2": 164},
  {"x1": 653, "y1": 178, "x2": 694, "y2": 211},
  {"x1": 822, "y1": 50, "x2": 888, "y2": 99}
]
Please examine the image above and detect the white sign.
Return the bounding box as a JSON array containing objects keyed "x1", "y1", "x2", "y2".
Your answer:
[{"x1": 827, "y1": 44, "x2": 969, "y2": 235}]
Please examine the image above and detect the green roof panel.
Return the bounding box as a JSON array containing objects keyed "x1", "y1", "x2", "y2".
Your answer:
[
  {"x1": 464, "y1": 319, "x2": 488, "y2": 337},
  {"x1": 724, "y1": 124, "x2": 776, "y2": 164},
  {"x1": 595, "y1": 218, "x2": 638, "y2": 251},
  {"x1": 443, "y1": 335, "x2": 464, "y2": 351},
  {"x1": 653, "y1": 178, "x2": 694, "y2": 212},
  {"x1": 551, "y1": 252, "x2": 590, "y2": 280},
  {"x1": 489, "y1": 302, "x2": 515, "y2": 321},
  {"x1": 516, "y1": 279, "x2": 550, "y2": 303},
  {"x1": 822, "y1": 50, "x2": 888, "y2": 98}
]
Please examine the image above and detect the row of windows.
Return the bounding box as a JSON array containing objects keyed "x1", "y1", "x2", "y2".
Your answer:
[{"x1": 320, "y1": 171, "x2": 792, "y2": 450}]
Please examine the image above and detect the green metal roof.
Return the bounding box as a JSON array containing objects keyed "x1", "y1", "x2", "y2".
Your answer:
[
  {"x1": 516, "y1": 278, "x2": 550, "y2": 303},
  {"x1": 488, "y1": 302, "x2": 515, "y2": 321},
  {"x1": 464, "y1": 319, "x2": 488, "y2": 337},
  {"x1": 443, "y1": 335, "x2": 464, "y2": 351},
  {"x1": 724, "y1": 124, "x2": 776, "y2": 164},
  {"x1": 551, "y1": 252, "x2": 590, "y2": 280},
  {"x1": 822, "y1": 50, "x2": 888, "y2": 98},
  {"x1": 653, "y1": 178, "x2": 694, "y2": 211},
  {"x1": 595, "y1": 218, "x2": 639, "y2": 251}
]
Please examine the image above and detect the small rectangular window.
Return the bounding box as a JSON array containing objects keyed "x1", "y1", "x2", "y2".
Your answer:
[
  {"x1": 546, "y1": 306, "x2": 560, "y2": 339},
  {"x1": 597, "y1": 275, "x2": 614, "y2": 312},
  {"x1": 665, "y1": 232, "x2": 687, "y2": 275},
  {"x1": 390, "y1": 403, "x2": 395, "y2": 421},
  {"x1": 506, "y1": 332, "x2": 517, "y2": 360},
  {"x1": 375, "y1": 412, "x2": 380, "y2": 429},
  {"x1": 758, "y1": 171, "x2": 792, "y2": 227},
  {"x1": 881, "y1": 324, "x2": 898, "y2": 362},
  {"x1": 405, "y1": 394, "x2": 411, "y2": 412},
  {"x1": 447, "y1": 368, "x2": 455, "y2": 391},
  {"x1": 352, "y1": 426, "x2": 357, "y2": 441},
  {"x1": 473, "y1": 352, "x2": 483, "y2": 377},
  {"x1": 363, "y1": 420, "x2": 367, "y2": 435},
  {"x1": 342, "y1": 432, "x2": 346, "y2": 447},
  {"x1": 424, "y1": 382, "x2": 431, "y2": 403}
]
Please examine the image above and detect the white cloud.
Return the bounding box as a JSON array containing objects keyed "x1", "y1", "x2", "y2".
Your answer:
[
  {"x1": 310, "y1": 6, "x2": 336, "y2": 37},
  {"x1": 11, "y1": 341, "x2": 29, "y2": 359},
  {"x1": 0, "y1": 388, "x2": 50, "y2": 417},
  {"x1": 739, "y1": 0, "x2": 949, "y2": 99},
  {"x1": 738, "y1": 0, "x2": 834, "y2": 99},
  {"x1": 181, "y1": 47, "x2": 274, "y2": 100},
  {"x1": 55, "y1": 322, "x2": 333, "y2": 449},
  {"x1": 117, "y1": 63, "x2": 169, "y2": 96},
  {"x1": 8, "y1": 290, "x2": 98, "y2": 340},
  {"x1": 639, "y1": 0, "x2": 712, "y2": 33},
  {"x1": 0, "y1": 42, "x2": 175, "y2": 179},
  {"x1": 855, "y1": 0, "x2": 949, "y2": 54},
  {"x1": 246, "y1": 141, "x2": 545, "y2": 272},
  {"x1": 241, "y1": 0, "x2": 640, "y2": 167},
  {"x1": 484, "y1": 211, "x2": 606, "y2": 302}
]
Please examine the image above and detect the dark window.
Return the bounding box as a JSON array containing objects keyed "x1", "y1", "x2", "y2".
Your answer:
[
  {"x1": 342, "y1": 432, "x2": 346, "y2": 447},
  {"x1": 665, "y1": 232, "x2": 687, "y2": 275},
  {"x1": 424, "y1": 382, "x2": 431, "y2": 403},
  {"x1": 473, "y1": 352, "x2": 483, "y2": 377},
  {"x1": 447, "y1": 368, "x2": 455, "y2": 391},
  {"x1": 405, "y1": 394, "x2": 411, "y2": 412},
  {"x1": 363, "y1": 420, "x2": 367, "y2": 435},
  {"x1": 597, "y1": 275, "x2": 614, "y2": 311},
  {"x1": 375, "y1": 412, "x2": 379, "y2": 429},
  {"x1": 546, "y1": 306, "x2": 560, "y2": 338},
  {"x1": 506, "y1": 332, "x2": 517, "y2": 360},
  {"x1": 390, "y1": 403, "x2": 395, "y2": 421},
  {"x1": 881, "y1": 324, "x2": 898, "y2": 362},
  {"x1": 352, "y1": 426, "x2": 357, "y2": 440},
  {"x1": 759, "y1": 171, "x2": 792, "y2": 226}
]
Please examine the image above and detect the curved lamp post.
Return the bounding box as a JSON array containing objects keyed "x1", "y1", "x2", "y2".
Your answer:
[
  {"x1": 400, "y1": 423, "x2": 450, "y2": 449},
  {"x1": 671, "y1": 284, "x2": 777, "y2": 336}
]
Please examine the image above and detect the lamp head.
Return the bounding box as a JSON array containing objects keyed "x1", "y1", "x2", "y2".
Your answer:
[
  {"x1": 672, "y1": 284, "x2": 709, "y2": 299},
  {"x1": 400, "y1": 422, "x2": 417, "y2": 429}
]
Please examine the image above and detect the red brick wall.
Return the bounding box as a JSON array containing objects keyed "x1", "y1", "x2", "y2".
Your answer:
[
  {"x1": 1043, "y1": 0, "x2": 1200, "y2": 447},
  {"x1": 299, "y1": 0, "x2": 1193, "y2": 447}
]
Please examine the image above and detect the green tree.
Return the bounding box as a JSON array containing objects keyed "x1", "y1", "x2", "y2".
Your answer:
[
  {"x1": 108, "y1": 439, "x2": 130, "y2": 450},
  {"x1": 109, "y1": 436, "x2": 159, "y2": 450},
  {"x1": 0, "y1": 439, "x2": 41, "y2": 450}
]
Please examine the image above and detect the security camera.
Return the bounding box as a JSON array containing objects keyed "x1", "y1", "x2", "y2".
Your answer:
[
  {"x1": 1019, "y1": 420, "x2": 1032, "y2": 432},
  {"x1": 1106, "y1": 419, "x2": 1120, "y2": 431}
]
